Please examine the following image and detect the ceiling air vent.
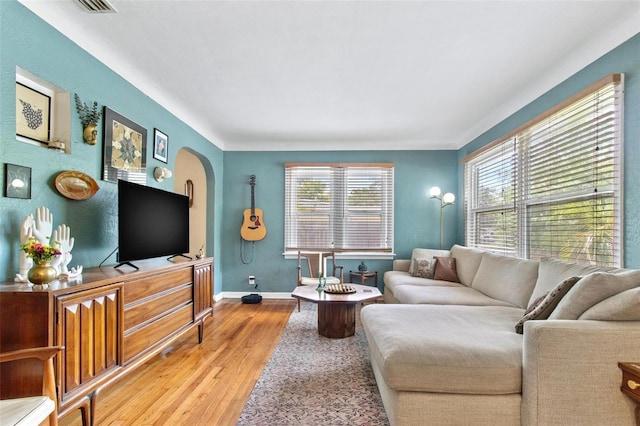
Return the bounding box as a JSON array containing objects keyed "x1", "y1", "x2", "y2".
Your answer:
[{"x1": 75, "y1": 0, "x2": 117, "y2": 13}]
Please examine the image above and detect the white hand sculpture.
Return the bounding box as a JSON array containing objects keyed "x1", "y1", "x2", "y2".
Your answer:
[
  {"x1": 52, "y1": 224, "x2": 74, "y2": 276},
  {"x1": 33, "y1": 207, "x2": 54, "y2": 245},
  {"x1": 15, "y1": 214, "x2": 35, "y2": 282}
]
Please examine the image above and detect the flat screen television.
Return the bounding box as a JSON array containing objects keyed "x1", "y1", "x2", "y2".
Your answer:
[{"x1": 117, "y1": 179, "x2": 190, "y2": 268}]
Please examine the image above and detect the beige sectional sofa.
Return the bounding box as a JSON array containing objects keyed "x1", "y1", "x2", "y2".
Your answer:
[{"x1": 361, "y1": 245, "x2": 640, "y2": 425}]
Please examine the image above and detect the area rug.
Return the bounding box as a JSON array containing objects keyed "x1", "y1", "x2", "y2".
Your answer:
[{"x1": 237, "y1": 302, "x2": 389, "y2": 426}]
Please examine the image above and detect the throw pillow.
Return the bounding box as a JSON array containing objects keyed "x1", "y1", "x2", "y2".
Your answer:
[
  {"x1": 579, "y1": 287, "x2": 640, "y2": 320},
  {"x1": 528, "y1": 257, "x2": 614, "y2": 307},
  {"x1": 514, "y1": 276, "x2": 581, "y2": 334},
  {"x1": 408, "y1": 248, "x2": 449, "y2": 275},
  {"x1": 433, "y1": 256, "x2": 460, "y2": 282},
  {"x1": 549, "y1": 270, "x2": 640, "y2": 320},
  {"x1": 412, "y1": 258, "x2": 436, "y2": 278}
]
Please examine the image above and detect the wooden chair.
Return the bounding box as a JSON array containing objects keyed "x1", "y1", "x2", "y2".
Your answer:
[
  {"x1": 297, "y1": 251, "x2": 344, "y2": 311},
  {"x1": 0, "y1": 346, "x2": 63, "y2": 426}
]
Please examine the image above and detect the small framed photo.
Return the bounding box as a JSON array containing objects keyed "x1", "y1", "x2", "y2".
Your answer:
[
  {"x1": 153, "y1": 128, "x2": 168, "y2": 163},
  {"x1": 5, "y1": 163, "x2": 31, "y2": 199},
  {"x1": 16, "y1": 82, "x2": 51, "y2": 143}
]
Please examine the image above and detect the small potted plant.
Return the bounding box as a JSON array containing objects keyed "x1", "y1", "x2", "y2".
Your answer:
[
  {"x1": 21, "y1": 236, "x2": 61, "y2": 286},
  {"x1": 74, "y1": 94, "x2": 102, "y2": 145}
]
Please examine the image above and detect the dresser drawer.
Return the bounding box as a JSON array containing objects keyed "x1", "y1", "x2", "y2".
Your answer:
[
  {"x1": 124, "y1": 284, "x2": 192, "y2": 332},
  {"x1": 620, "y1": 363, "x2": 640, "y2": 400},
  {"x1": 123, "y1": 303, "x2": 193, "y2": 363},
  {"x1": 124, "y1": 268, "x2": 193, "y2": 304}
]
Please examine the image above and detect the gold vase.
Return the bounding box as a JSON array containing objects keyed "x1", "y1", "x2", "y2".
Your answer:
[
  {"x1": 83, "y1": 123, "x2": 98, "y2": 145},
  {"x1": 28, "y1": 260, "x2": 57, "y2": 286}
]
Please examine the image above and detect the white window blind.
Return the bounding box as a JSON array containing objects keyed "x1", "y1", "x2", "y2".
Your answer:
[
  {"x1": 464, "y1": 137, "x2": 518, "y2": 255},
  {"x1": 285, "y1": 163, "x2": 394, "y2": 252},
  {"x1": 464, "y1": 74, "x2": 623, "y2": 267}
]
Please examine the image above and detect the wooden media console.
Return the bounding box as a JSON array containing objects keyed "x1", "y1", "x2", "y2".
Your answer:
[{"x1": 0, "y1": 257, "x2": 213, "y2": 425}]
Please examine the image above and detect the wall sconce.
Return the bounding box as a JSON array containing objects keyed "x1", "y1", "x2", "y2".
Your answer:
[
  {"x1": 185, "y1": 179, "x2": 194, "y2": 207},
  {"x1": 430, "y1": 186, "x2": 455, "y2": 249},
  {"x1": 153, "y1": 167, "x2": 172, "y2": 182}
]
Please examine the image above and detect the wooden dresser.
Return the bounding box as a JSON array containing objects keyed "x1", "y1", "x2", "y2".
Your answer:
[
  {"x1": 0, "y1": 257, "x2": 213, "y2": 425},
  {"x1": 619, "y1": 362, "x2": 640, "y2": 425}
]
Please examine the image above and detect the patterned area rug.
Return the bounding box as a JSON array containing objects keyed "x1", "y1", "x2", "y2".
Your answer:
[{"x1": 237, "y1": 302, "x2": 389, "y2": 426}]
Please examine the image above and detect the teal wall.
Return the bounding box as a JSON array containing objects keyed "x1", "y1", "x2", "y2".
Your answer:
[
  {"x1": 222, "y1": 151, "x2": 458, "y2": 293},
  {"x1": 456, "y1": 33, "x2": 640, "y2": 268},
  {"x1": 0, "y1": 1, "x2": 225, "y2": 287},
  {"x1": 1, "y1": 0, "x2": 638, "y2": 294}
]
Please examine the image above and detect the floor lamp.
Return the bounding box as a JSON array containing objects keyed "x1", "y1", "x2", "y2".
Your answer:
[{"x1": 430, "y1": 186, "x2": 455, "y2": 249}]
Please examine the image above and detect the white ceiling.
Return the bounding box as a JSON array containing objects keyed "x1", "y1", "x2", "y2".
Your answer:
[{"x1": 18, "y1": 0, "x2": 640, "y2": 151}]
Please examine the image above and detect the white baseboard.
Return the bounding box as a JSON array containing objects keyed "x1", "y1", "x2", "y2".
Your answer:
[{"x1": 215, "y1": 292, "x2": 294, "y2": 301}]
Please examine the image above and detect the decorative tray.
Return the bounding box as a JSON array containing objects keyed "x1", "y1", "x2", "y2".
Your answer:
[
  {"x1": 324, "y1": 284, "x2": 357, "y2": 294},
  {"x1": 55, "y1": 170, "x2": 100, "y2": 200}
]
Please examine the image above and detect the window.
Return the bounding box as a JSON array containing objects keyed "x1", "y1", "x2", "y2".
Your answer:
[
  {"x1": 464, "y1": 74, "x2": 623, "y2": 267},
  {"x1": 285, "y1": 163, "x2": 394, "y2": 252}
]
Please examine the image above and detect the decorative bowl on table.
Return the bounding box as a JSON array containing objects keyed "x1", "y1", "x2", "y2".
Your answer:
[{"x1": 324, "y1": 284, "x2": 357, "y2": 294}]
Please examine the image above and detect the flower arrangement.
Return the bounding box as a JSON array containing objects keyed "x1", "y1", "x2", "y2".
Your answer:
[{"x1": 21, "y1": 237, "x2": 61, "y2": 263}]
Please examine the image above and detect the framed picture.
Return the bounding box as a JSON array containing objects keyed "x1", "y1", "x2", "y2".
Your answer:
[
  {"x1": 16, "y1": 82, "x2": 50, "y2": 143},
  {"x1": 102, "y1": 107, "x2": 147, "y2": 184},
  {"x1": 5, "y1": 163, "x2": 31, "y2": 199},
  {"x1": 153, "y1": 128, "x2": 169, "y2": 163}
]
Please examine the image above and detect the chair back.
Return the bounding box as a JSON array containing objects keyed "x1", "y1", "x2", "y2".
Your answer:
[
  {"x1": 297, "y1": 251, "x2": 344, "y2": 283},
  {"x1": 0, "y1": 346, "x2": 63, "y2": 426},
  {"x1": 298, "y1": 252, "x2": 327, "y2": 279}
]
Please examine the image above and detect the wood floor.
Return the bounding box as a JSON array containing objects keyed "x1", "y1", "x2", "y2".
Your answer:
[{"x1": 60, "y1": 299, "x2": 296, "y2": 426}]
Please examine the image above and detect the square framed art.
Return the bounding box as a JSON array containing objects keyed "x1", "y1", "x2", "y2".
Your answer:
[
  {"x1": 16, "y1": 82, "x2": 50, "y2": 143},
  {"x1": 5, "y1": 163, "x2": 31, "y2": 199},
  {"x1": 102, "y1": 107, "x2": 147, "y2": 184},
  {"x1": 153, "y1": 128, "x2": 168, "y2": 163}
]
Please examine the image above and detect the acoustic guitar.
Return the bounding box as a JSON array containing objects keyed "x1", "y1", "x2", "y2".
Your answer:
[{"x1": 241, "y1": 175, "x2": 267, "y2": 241}]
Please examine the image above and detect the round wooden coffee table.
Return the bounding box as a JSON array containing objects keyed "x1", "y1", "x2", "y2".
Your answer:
[{"x1": 291, "y1": 284, "x2": 382, "y2": 338}]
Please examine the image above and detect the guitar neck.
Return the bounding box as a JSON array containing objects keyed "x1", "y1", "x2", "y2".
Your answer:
[{"x1": 250, "y1": 184, "x2": 255, "y2": 215}]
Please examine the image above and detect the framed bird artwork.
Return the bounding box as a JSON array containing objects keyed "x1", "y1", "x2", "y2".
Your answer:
[{"x1": 16, "y1": 82, "x2": 51, "y2": 143}]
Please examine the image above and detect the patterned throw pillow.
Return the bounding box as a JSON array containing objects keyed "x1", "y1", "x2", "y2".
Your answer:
[
  {"x1": 412, "y1": 258, "x2": 436, "y2": 278},
  {"x1": 514, "y1": 276, "x2": 581, "y2": 334},
  {"x1": 433, "y1": 257, "x2": 460, "y2": 282}
]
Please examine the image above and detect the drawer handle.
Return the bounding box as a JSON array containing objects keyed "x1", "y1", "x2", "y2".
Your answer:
[{"x1": 628, "y1": 380, "x2": 640, "y2": 390}]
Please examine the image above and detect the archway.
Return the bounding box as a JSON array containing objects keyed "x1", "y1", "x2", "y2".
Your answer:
[{"x1": 174, "y1": 149, "x2": 207, "y2": 259}]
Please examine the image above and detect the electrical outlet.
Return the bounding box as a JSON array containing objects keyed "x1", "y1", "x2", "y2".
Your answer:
[{"x1": 248, "y1": 275, "x2": 255, "y2": 285}]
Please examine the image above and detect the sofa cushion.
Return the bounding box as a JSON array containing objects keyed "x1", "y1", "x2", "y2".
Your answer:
[
  {"x1": 528, "y1": 257, "x2": 615, "y2": 306},
  {"x1": 383, "y1": 271, "x2": 463, "y2": 296},
  {"x1": 450, "y1": 245, "x2": 484, "y2": 286},
  {"x1": 361, "y1": 304, "x2": 524, "y2": 394},
  {"x1": 394, "y1": 285, "x2": 517, "y2": 307},
  {"x1": 433, "y1": 256, "x2": 460, "y2": 282},
  {"x1": 408, "y1": 248, "x2": 450, "y2": 275},
  {"x1": 579, "y1": 287, "x2": 640, "y2": 320},
  {"x1": 413, "y1": 258, "x2": 436, "y2": 278},
  {"x1": 392, "y1": 259, "x2": 411, "y2": 272},
  {"x1": 471, "y1": 252, "x2": 539, "y2": 309},
  {"x1": 514, "y1": 276, "x2": 581, "y2": 334},
  {"x1": 549, "y1": 270, "x2": 640, "y2": 320}
]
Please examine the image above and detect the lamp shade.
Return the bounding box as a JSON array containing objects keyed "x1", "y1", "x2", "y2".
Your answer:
[
  {"x1": 443, "y1": 193, "x2": 455, "y2": 204},
  {"x1": 429, "y1": 186, "x2": 442, "y2": 198}
]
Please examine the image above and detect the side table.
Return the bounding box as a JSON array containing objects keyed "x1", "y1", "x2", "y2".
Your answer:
[
  {"x1": 349, "y1": 270, "x2": 378, "y2": 287},
  {"x1": 619, "y1": 362, "x2": 640, "y2": 425}
]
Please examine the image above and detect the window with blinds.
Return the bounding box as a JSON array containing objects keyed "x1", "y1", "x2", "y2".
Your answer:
[
  {"x1": 284, "y1": 163, "x2": 394, "y2": 252},
  {"x1": 463, "y1": 74, "x2": 623, "y2": 267}
]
